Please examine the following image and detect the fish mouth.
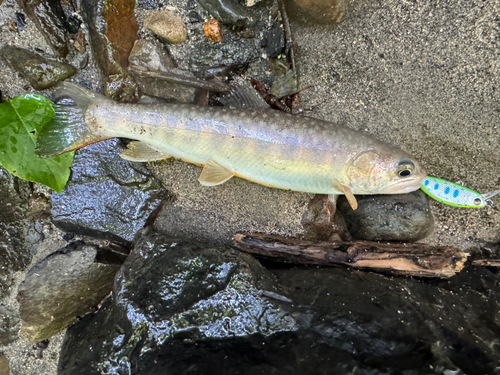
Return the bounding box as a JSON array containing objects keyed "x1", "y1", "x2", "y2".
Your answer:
[{"x1": 384, "y1": 174, "x2": 426, "y2": 194}]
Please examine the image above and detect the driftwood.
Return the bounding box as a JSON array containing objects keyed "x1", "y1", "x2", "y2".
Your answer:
[{"x1": 234, "y1": 233, "x2": 468, "y2": 279}]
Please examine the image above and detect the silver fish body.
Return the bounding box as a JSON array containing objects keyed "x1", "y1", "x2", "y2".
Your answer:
[{"x1": 36, "y1": 83, "x2": 426, "y2": 206}]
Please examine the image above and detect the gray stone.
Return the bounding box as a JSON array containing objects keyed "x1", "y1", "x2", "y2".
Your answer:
[
  {"x1": 51, "y1": 139, "x2": 166, "y2": 245},
  {"x1": 129, "y1": 38, "x2": 197, "y2": 102},
  {"x1": 0, "y1": 304, "x2": 20, "y2": 346},
  {"x1": 0, "y1": 46, "x2": 76, "y2": 90},
  {"x1": 17, "y1": 241, "x2": 122, "y2": 343},
  {"x1": 337, "y1": 190, "x2": 434, "y2": 242},
  {"x1": 144, "y1": 10, "x2": 187, "y2": 44}
]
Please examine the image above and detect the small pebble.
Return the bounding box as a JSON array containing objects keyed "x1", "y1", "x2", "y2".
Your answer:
[
  {"x1": 144, "y1": 9, "x2": 187, "y2": 44},
  {"x1": 204, "y1": 19, "x2": 223, "y2": 43}
]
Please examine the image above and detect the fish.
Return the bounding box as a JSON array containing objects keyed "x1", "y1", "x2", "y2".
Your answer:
[
  {"x1": 35, "y1": 82, "x2": 426, "y2": 210},
  {"x1": 421, "y1": 176, "x2": 500, "y2": 208}
]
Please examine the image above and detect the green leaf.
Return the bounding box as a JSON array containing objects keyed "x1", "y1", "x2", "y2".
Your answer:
[{"x1": 0, "y1": 94, "x2": 74, "y2": 193}]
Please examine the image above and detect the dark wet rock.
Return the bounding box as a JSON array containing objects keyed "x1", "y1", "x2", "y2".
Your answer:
[
  {"x1": 0, "y1": 168, "x2": 31, "y2": 300},
  {"x1": 285, "y1": 0, "x2": 347, "y2": 25},
  {"x1": 66, "y1": 13, "x2": 81, "y2": 35},
  {"x1": 262, "y1": 22, "x2": 285, "y2": 58},
  {"x1": 187, "y1": 10, "x2": 203, "y2": 23},
  {"x1": 0, "y1": 224, "x2": 30, "y2": 297},
  {"x1": 15, "y1": 0, "x2": 71, "y2": 57},
  {"x1": 128, "y1": 38, "x2": 197, "y2": 102},
  {"x1": 17, "y1": 241, "x2": 123, "y2": 343},
  {"x1": 81, "y1": 0, "x2": 138, "y2": 101},
  {"x1": 58, "y1": 230, "x2": 500, "y2": 374},
  {"x1": 144, "y1": 10, "x2": 188, "y2": 44},
  {"x1": 196, "y1": 0, "x2": 256, "y2": 28},
  {"x1": 337, "y1": 190, "x2": 433, "y2": 242},
  {"x1": 0, "y1": 352, "x2": 9, "y2": 375},
  {"x1": 58, "y1": 231, "x2": 297, "y2": 374},
  {"x1": 0, "y1": 304, "x2": 20, "y2": 346},
  {"x1": 50, "y1": 139, "x2": 166, "y2": 245},
  {"x1": 0, "y1": 167, "x2": 30, "y2": 224},
  {"x1": 0, "y1": 46, "x2": 77, "y2": 90}
]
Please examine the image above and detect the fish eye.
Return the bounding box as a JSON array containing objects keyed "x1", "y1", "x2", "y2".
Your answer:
[
  {"x1": 474, "y1": 198, "x2": 482, "y2": 206},
  {"x1": 396, "y1": 159, "x2": 415, "y2": 178}
]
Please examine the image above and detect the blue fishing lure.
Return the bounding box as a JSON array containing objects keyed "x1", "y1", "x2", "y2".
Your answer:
[{"x1": 421, "y1": 176, "x2": 500, "y2": 208}]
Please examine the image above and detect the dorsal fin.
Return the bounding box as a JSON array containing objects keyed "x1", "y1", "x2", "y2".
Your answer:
[{"x1": 219, "y1": 77, "x2": 270, "y2": 109}]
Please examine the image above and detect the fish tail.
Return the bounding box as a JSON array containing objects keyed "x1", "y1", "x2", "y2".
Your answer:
[{"x1": 35, "y1": 83, "x2": 109, "y2": 158}]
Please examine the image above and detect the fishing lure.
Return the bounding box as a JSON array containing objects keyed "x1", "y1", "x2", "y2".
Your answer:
[{"x1": 421, "y1": 176, "x2": 500, "y2": 208}]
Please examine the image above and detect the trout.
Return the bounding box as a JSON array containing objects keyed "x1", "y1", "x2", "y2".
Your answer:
[{"x1": 35, "y1": 83, "x2": 426, "y2": 209}]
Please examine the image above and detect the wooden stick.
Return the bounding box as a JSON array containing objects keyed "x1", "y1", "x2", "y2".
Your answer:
[{"x1": 233, "y1": 233, "x2": 468, "y2": 278}]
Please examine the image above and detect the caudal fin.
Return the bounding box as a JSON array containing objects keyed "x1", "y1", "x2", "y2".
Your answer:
[{"x1": 35, "y1": 83, "x2": 109, "y2": 158}]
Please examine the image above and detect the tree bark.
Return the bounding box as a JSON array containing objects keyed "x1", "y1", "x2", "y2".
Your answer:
[{"x1": 234, "y1": 233, "x2": 467, "y2": 278}]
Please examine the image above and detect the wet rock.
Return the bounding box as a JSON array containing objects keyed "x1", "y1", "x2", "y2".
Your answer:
[
  {"x1": 0, "y1": 352, "x2": 9, "y2": 375},
  {"x1": 15, "y1": 0, "x2": 71, "y2": 57},
  {"x1": 81, "y1": 0, "x2": 138, "y2": 101},
  {"x1": 203, "y1": 18, "x2": 223, "y2": 43},
  {"x1": 285, "y1": 0, "x2": 348, "y2": 25},
  {"x1": 58, "y1": 231, "x2": 297, "y2": 374},
  {"x1": 196, "y1": 0, "x2": 256, "y2": 28},
  {"x1": 17, "y1": 241, "x2": 123, "y2": 343},
  {"x1": 0, "y1": 168, "x2": 31, "y2": 300},
  {"x1": 0, "y1": 304, "x2": 20, "y2": 346},
  {"x1": 262, "y1": 22, "x2": 285, "y2": 58},
  {"x1": 58, "y1": 231, "x2": 500, "y2": 374},
  {"x1": 50, "y1": 139, "x2": 166, "y2": 245},
  {"x1": 337, "y1": 190, "x2": 434, "y2": 242},
  {"x1": 144, "y1": 10, "x2": 188, "y2": 44},
  {"x1": 187, "y1": 10, "x2": 204, "y2": 23},
  {"x1": 128, "y1": 38, "x2": 197, "y2": 102},
  {"x1": 0, "y1": 46, "x2": 77, "y2": 90},
  {"x1": 269, "y1": 265, "x2": 500, "y2": 374},
  {"x1": 0, "y1": 167, "x2": 30, "y2": 224}
]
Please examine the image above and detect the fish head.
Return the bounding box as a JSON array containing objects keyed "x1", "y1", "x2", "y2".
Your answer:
[{"x1": 346, "y1": 150, "x2": 425, "y2": 194}]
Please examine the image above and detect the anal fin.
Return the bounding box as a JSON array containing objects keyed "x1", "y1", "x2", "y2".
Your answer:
[
  {"x1": 119, "y1": 141, "x2": 172, "y2": 162},
  {"x1": 332, "y1": 179, "x2": 358, "y2": 210},
  {"x1": 198, "y1": 159, "x2": 235, "y2": 186}
]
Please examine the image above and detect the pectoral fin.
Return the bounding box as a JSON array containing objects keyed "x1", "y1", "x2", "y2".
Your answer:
[
  {"x1": 198, "y1": 159, "x2": 235, "y2": 186},
  {"x1": 119, "y1": 141, "x2": 172, "y2": 162},
  {"x1": 332, "y1": 179, "x2": 358, "y2": 210}
]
